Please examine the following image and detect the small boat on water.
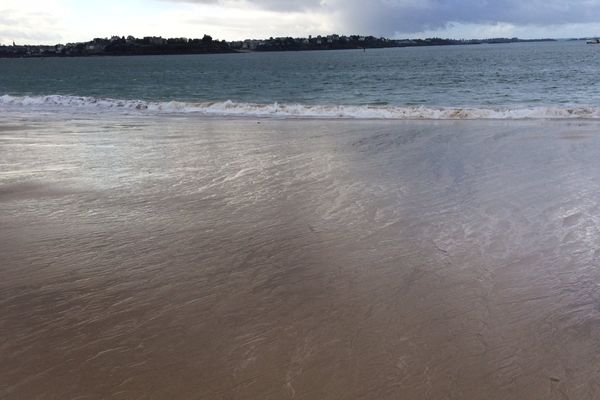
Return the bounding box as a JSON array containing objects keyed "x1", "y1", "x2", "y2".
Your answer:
[{"x1": 586, "y1": 38, "x2": 600, "y2": 44}]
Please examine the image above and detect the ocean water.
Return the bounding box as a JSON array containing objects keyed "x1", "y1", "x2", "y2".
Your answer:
[{"x1": 2, "y1": 40, "x2": 600, "y2": 118}]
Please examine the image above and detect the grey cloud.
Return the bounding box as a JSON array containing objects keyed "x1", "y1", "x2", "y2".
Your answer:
[
  {"x1": 0, "y1": 9, "x2": 62, "y2": 44},
  {"x1": 235, "y1": 0, "x2": 324, "y2": 11},
  {"x1": 332, "y1": 0, "x2": 600, "y2": 35},
  {"x1": 163, "y1": 0, "x2": 600, "y2": 35},
  {"x1": 163, "y1": 0, "x2": 323, "y2": 12}
]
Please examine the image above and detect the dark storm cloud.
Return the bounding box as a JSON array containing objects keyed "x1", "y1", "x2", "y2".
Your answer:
[
  {"x1": 335, "y1": 0, "x2": 600, "y2": 34},
  {"x1": 164, "y1": 0, "x2": 600, "y2": 34}
]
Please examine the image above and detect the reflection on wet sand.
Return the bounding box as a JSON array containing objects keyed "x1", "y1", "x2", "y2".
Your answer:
[{"x1": 2, "y1": 115, "x2": 600, "y2": 399}]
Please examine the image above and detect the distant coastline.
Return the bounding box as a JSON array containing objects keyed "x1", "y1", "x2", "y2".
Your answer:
[{"x1": 0, "y1": 34, "x2": 557, "y2": 58}]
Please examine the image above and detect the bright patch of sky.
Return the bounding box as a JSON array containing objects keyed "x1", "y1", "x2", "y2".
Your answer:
[{"x1": 2, "y1": 0, "x2": 600, "y2": 45}]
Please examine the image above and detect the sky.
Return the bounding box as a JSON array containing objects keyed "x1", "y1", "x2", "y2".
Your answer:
[{"x1": 3, "y1": 0, "x2": 600, "y2": 45}]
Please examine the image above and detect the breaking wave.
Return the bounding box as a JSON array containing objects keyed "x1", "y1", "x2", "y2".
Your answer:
[{"x1": 3, "y1": 94, "x2": 600, "y2": 120}]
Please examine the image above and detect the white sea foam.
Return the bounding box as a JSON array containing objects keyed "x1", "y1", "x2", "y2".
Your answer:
[{"x1": 3, "y1": 94, "x2": 600, "y2": 120}]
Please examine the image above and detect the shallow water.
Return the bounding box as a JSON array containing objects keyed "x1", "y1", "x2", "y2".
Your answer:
[{"x1": 2, "y1": 114, "x2": 600, "y2": 399}]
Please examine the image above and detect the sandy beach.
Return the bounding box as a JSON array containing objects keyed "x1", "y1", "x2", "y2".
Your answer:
[{"x1": 2, "y1": 113, "x2": 600, "y2": 399}]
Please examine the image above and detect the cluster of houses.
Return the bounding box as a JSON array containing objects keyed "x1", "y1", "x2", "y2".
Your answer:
[
  {"x1": 0, "y1": 43, "x2": 65, "y2": 57},
  {"x1": 0, "y1": 35, "x2": 227, "y2": 57},
  {"x1": 229, "y1": 35, "x2": 395, "y2": 51}
]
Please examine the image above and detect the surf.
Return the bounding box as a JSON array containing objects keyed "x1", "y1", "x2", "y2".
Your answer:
[{"x1": 3, "y1": 94, "x2": 600, "y2": 120}]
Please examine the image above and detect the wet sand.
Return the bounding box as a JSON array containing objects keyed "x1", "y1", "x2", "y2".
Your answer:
[{"x1": 2, "y1": 114, "x2": 600, "y2": 399}]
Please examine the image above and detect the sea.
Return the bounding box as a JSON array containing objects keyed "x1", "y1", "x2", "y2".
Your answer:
[
  {"x1": 3, "y1": 40, "x2": 600, "y2": 399},
  {"x1": 1, "y1": 40, "x2": 600, "y2": 118}
]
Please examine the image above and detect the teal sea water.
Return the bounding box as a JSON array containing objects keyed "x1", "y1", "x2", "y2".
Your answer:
[{"x1": 1, "y1": 40, "x2": 600, "y2": 118}]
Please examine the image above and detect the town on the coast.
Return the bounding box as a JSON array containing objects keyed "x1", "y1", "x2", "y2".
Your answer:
[{"x1": 0, "y1": 34, "x2": 556, "y2": 58}]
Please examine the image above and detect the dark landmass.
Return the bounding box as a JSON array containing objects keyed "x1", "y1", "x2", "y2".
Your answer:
[
  {"x1": 568, "y1": 37, "x2": 600, "y2": 41},
  {"x1": 0, "y1": 34, "x2": 556, "y2": 58}
]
